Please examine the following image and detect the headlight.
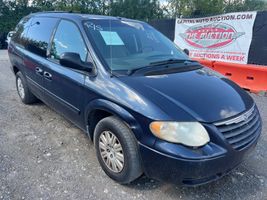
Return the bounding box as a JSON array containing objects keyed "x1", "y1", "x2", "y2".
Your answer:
[{"x1": 149, "y1": 121, "x2": 210, "y2": 147}]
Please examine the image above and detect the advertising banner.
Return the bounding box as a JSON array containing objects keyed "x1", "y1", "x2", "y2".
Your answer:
[{"x1": 174, "y1": 12, "x2": 257, "y2": 64}]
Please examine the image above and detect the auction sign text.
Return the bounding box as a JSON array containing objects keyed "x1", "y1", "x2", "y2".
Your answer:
[{"x1": 174, "y1": 12, "x2": 256, "y2": 64}]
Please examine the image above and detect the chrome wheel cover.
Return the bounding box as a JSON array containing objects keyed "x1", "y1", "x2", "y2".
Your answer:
[
  {"x1": 99, "y1": 131, "x2": 124, "y2": 173},
  {"x1": 17, "y1": 77, "x2": 25, "y2": 99}
]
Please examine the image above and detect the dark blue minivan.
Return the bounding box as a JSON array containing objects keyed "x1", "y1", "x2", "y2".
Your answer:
[{"x1": 8, "y1": 12, "x2": 262, "y2": 186}]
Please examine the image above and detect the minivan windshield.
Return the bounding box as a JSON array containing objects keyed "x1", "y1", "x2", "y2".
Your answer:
[{"x1": 83, "y1": 19, "x2": 189, "y2": 72}]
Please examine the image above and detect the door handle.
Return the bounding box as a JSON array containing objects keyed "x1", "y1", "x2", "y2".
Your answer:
[
  {"x1": 35, "y1": 67, "x2": 43, "y2": 75},
  {"x1": 44, "y1": 71, "x2": 52, "y2": 80}
]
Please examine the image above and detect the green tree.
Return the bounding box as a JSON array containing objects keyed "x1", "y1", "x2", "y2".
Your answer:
[
  {"x1": 167, "y1": 0, "x2": 225, "y2": 17},
  {"x1": 225, "y1": 0, "x2": 267, "y2": 13},
  {"x1": 31, "y1": 0, "x2": 54, "y2": 10},
  {"x1": 0, "y1": 0, "x2": 38, "y2": 48},
  {"x1": 167, "y1": 0, "x2": 267, "y2": 18},
  {"x1": 110, "y1": 0, "x2": 164, "y2": 20},
  {"x1": 32, "y1": 0, "x2": 109, "y2": 14}
]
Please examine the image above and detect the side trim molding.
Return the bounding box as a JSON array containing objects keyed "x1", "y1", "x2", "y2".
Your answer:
[{"x1": 26, "y1": 76, "x2": 80, "y2": 115}]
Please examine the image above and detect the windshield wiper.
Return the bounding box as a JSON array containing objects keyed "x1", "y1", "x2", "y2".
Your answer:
[
  {"x1": 149, "y1": 59, "x2": 196, "y2": 66},
  {"x1": 127, "y1": 65, "x2": 153, "y2": 76},
  {"x1": 127, "y1": 59, "x2": 197, "y2": 76}
]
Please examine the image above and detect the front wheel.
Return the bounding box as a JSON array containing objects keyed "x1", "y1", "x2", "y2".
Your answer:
[{"x1": 94, "y1": 116, "x2": 143, "y2": 184}]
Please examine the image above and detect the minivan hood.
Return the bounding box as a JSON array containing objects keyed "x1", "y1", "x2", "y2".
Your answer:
[{"x1": 118, "y1": 67, "x2": 254, "y2": 123}]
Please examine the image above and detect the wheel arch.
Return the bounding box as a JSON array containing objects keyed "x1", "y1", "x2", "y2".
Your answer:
[
  {"x1": 12, "y1": 65, "x2": 19, "y2": 74},
  {"x1": 85, "y1": 99, "x2": 142, "y2": 141}
]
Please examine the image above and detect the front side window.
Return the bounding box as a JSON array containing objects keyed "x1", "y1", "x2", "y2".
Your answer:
[
  {"x1": 83, "y1": 19, "x2": 188, "y2": 71},
  {"x1": 50, "y1": 20, "x2": 88, "y2": 62}
]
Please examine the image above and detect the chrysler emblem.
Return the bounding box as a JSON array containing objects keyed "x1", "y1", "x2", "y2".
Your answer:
[{"x1": 242, "y1": 113, "x2": 250, "y2": 122}]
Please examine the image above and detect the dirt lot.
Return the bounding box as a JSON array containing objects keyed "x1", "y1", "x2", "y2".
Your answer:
[{"x1": 0, "y1": 50, "x2": 267, "y2": 200}]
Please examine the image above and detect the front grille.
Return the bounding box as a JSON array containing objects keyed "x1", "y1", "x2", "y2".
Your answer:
[{"x1": 214, "y1": 105, "x2": 261, "y2": 150}]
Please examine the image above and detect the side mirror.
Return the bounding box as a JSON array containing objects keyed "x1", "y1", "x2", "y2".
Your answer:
[
  {"x1": 59, "y1": 52, "x2": 93, "y2": 73},
  {"x1": 183, "y1": 49, "x2": 189, "y2": 56}
]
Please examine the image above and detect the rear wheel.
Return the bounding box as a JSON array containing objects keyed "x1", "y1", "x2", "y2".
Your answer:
[
  {"x1": 94, "y1": 116, "x2": 143, "y2": 184},
  {"x1": 16, "y1": 71, "x2": 37, "y2": 104}
]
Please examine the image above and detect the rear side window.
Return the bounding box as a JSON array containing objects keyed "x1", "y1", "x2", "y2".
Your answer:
[
  {"x1": 26, "y1": 17, "x2": 58, "y2": 57},
  {"x1": 50, "y1": 20, "x2": 88, "y2": 61},
  {"x1": 13, "y1": 17, "x2": 32, "y2": 47}
]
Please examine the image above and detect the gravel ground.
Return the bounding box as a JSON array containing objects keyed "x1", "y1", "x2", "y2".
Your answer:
[{"x1": 0, "y1": 50, "x2": 267, "y2": 200}]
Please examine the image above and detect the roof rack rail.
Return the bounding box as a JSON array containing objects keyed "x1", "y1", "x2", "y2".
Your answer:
[{"x1": 35, "y1": 10, "x2": 80, "y2": 14}]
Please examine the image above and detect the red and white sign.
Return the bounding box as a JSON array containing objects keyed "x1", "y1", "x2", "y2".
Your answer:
[{"x1": 174, "y1": 12, "x2": 257, "y2": 64}]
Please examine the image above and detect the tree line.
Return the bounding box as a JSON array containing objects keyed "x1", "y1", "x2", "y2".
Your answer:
[{"x1": 0, "y1": 0, "x2": 267, "y2": 48}]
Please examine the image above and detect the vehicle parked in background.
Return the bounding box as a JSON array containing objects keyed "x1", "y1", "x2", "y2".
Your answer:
[
  {"x1": 8, "y1": 12, "x2": 262, "y2": 186},
  {"x1": 6, "y1": 31, "x2": 15, "y2": 45}
]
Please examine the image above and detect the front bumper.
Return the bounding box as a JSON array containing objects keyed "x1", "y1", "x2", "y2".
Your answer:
[{"x1": 139, "y1": 134, "x2": 259, "y2": 186}]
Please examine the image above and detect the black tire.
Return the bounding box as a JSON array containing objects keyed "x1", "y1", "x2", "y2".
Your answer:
[
  {"x1": 16, "y1": 71, "x2": 37, "y2": 104},
  {"x1": 94, "y1": 116, "x2": 143, "y2": 184}
]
